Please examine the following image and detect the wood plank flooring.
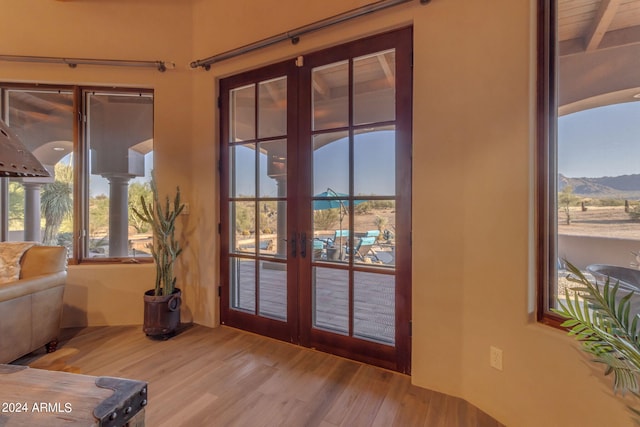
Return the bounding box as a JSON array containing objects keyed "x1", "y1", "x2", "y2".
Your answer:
[{"x1": 12, "y1": 325, "x2": 504, "y2": 427}]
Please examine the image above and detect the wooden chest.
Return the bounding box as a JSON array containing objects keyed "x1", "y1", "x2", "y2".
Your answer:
[{"x1": 0, "y1": 364, "x2": 147, "y2": 426}]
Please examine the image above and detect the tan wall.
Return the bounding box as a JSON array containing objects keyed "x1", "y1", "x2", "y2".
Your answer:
[
  {"x1": 1, "y1": 0, "x2": 634, "y2": 425},
  {"x1": 63, "y1": 264, "x2": 154, "y2": 327},
  {"x1": 0, "y1": 0, "x2": 204, "y2": 326},
  {"x1": 559, "y1": 234, "x2": 640, "y2": 269}
]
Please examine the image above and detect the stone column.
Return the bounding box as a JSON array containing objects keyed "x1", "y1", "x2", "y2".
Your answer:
[
  {"x1": 106, "y1": 175, "x2": 131, "y2": 257},
  {"x1": 23, "y1": 182, "x2": 42, "y2": 242}
]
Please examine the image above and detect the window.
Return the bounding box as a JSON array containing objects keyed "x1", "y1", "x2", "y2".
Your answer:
[
  {"x1": 538, "y1": 1, "x2": 640, "y2": 324},
  {"x1": 0, "y1": 84, "x2": 153, "y2": 262}
]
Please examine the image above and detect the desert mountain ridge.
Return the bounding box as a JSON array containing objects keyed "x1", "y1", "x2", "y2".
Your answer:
[{"x1": 559, "y1": 173, "x2": 640, "y2": 198}]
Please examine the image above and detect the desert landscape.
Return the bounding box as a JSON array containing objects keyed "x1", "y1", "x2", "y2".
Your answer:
[
  {"x1": 558, "y1": 205, "x2": 640, "y2": 239},
  {"x1": 557, "y1": 204, "x2": 640, "y2": 296}
]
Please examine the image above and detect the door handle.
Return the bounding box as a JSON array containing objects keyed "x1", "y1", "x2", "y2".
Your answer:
[{"x1": 300, "y1": 232, "x2": 307, "y2": 258}]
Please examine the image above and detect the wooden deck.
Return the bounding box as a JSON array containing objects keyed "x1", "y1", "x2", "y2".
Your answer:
[
  {"x1": 13, "y1": 325, "x2": 504, "y2": 427},
  {"x1": 232, "y1": 260, "x2": 395, "y2": 344}
]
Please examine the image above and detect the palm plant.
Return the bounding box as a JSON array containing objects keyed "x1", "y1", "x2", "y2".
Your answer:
[
  {"x1": 131, "y1": 173, "x2": 184, "y2": 296},
  {"x1": 554, "y1": 261, "x2": 640, "y2": 420},
  {"x1": 41, "y1": 180, "x2": 73, "y2": 245}
]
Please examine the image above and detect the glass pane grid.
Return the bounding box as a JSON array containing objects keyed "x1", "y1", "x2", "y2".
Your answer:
[
  {"x1": 222, "y1": 42, "x2": 407, "y2": 361},
  {"x1": 310, "y1": 47, "x2": 400, "y2": 346},
  {"x1": 228, "y1": 77, "x2": 290, "y2": 322}
]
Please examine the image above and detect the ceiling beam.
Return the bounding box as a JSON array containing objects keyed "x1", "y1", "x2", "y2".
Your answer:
[
  {"x1": 260, "y1": 80, "x2": 284, "y2": 107},
  {"x1": 312, "y1": 74, "x2": 330, "y2": 100},
  {"x1": 585, "y1": 0, "x2": 621, "y2": 51},
  {"x1": 560, "y1": 23, "x2": 640, "y2": 56},
  {"x1": 377, "y1": 53, "x2": 395, "y2": 87},
  {"x1": 599, "y1": 24, "x2": 640, "y2": 49}
]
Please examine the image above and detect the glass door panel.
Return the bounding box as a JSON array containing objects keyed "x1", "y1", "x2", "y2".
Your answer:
[
  {"x1": 259, "y1": 262, "x2": 287, "y2": 320},
  {"x1": 353, "y1": 49, "x2": 396, "y2": 125},
  {"x1": 230, "y1": 84, "x2": 255, "y2": 142},
  {"x1": 230, "y1": 201, "x2": 256, "y2": 255},
  {"x1": 258, "y1": 77, "x2": 287, "y2": 138},
  {"x1": 312, "y1": 132, "x2": 349, "y2": 195},
  {"x1": 221, "y1": 61, "x2": 295, "y2": 343},
  {"x1": 352, "y1": 126, "x2": 397, "y2": 267},
  {"x1": 312, "y1": 61, "x2": 349, "y2": 131},
  {"x1": 259, "y1": 139, "x2": 286, "y2": 197},
  {"x1": 309, "y1": 51, "x2": 400, "y2": 334},
  {"x1": 230, "y1": 257, "x2": 256, "y2": 313},
  {"x1": 354, "y1": 271, "x2": 395, "y2": 344},
  {"x1": 303, "y1": 28, "x2": 412, "y2": 373},
  {"x1": 354, "y1": 126, "x2": 396, "y2": 196},
  {"x1": 313, "y1": 267, "x2": 349, "y2": 334},
  {"x1": 230, "y1": 144, "x2": 256, "y2": 197}
]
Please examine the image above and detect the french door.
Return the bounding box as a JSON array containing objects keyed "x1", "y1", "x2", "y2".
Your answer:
[{"x1": 220, "y1": 27, "x2": 412, "y2": 373}]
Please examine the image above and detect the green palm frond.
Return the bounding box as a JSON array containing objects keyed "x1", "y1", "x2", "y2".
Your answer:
[
  {"x1": 553, "y1": 261, "x2": 640, "y2": 396},
  {"x1": 41, "y1": 180, "x2": 73, "y2": 245}
]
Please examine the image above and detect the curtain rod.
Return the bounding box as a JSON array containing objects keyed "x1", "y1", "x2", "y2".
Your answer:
[
  {"x1": 190, "y1": 0, "x2": 431, "y2": 70},
  {"x1": 0, "y1": 54, "x2": 175, "y2": 72}
]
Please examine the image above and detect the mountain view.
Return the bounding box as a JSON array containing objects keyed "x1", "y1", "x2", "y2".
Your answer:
[{"x1": 559, "y1": 173, "x2": 640, "y2": 198}]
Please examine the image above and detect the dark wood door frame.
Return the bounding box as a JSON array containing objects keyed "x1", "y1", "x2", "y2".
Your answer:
[{"x1": 220, "y1": 27, "x2": 413, "y2": 373}]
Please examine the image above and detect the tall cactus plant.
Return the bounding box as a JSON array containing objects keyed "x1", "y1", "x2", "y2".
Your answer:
[{"x1": 131, "y1": 172, "x2": 185, "y2": 296}]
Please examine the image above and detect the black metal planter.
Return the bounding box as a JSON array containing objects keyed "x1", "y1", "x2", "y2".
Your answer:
[{"x1": 143, "y1": 288, "x2": 181, "y2": 339}]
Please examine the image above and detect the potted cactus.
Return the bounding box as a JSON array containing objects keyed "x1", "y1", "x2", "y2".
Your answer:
[{"x1": 131, "y1": 172, "x2": 185, "y2": 338}]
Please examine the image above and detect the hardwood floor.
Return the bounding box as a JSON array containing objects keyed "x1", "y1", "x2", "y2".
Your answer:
[{"x1": 12, "y1": 325, "x2": 504, "y2": 427}]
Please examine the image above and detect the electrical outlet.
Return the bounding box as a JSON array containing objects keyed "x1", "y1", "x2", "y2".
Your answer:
[{"x1": 490, "y1": 346, "x2": 503, "y2": 371}]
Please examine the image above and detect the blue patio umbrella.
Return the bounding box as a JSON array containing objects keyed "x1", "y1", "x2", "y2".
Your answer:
[
  {"x1": 313, "y1": 188, "x2": 366, "y2": 258},
  {"x1": 312, "y1": 188, "x2": 366, "y2": 211}
]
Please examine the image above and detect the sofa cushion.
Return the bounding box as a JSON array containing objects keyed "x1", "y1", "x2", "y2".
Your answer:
[
  {"x1": 0, "y1": 242, "x2": 36, "y2": 284},
  {"x1": 20, "y1": 245, "x2": 67, "y2": 279}
]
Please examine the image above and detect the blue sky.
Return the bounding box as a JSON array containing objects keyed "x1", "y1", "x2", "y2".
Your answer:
[
  {"x1": 232, "y1": 130, "x2": 396, "y2": 197},
  {"x1": 558, "y1": 101, "x2": 640, "y2": 178}
]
